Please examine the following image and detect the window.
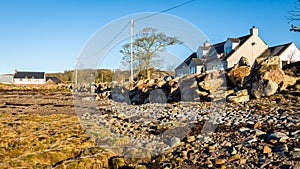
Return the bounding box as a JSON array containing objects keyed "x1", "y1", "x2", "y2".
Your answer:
[
  {"x1": 225, "y1": 47, "x2": 232, "y2": 55},
  {"x1": 190, "y1": 66, "x2": 196, "y2": 74}
]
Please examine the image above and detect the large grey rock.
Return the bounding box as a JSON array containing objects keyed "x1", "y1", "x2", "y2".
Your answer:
[
  {"x1": 169, "y1": 137, "x2": 181, "y2": 147},
  {"x1": 251, "y1": 80, "x2": 278, "y2": 98},
  {"x1": 199, "y1": 78, "x2": 224, "y2": 92}
]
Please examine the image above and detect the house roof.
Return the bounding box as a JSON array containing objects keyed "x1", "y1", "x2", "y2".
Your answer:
[
  {"x1": 191, "y1": 58, "x2": 205, "y2": 66},
  {"x1": 259, "y1": 42, "x2": 292, "y2": 58},
  {"x1": 14, "y1": 71, "x2": 45, "y2": 79},
  {"x1": 211, "y1": 41, "x2": 226, "y2": 55},
  {"x1": 175, "y1": 52, "x2": 197, "y2": 70},
  {"x1": 222, "y1": 35, "x2": 251, "y2": 60},
  {"x1": 200, "y1": 46, "x2": 211, "y2": 50},
  {"x1": 228, "y1": 38, "x2": 240, "y2": 43},
  {"x1": 46, "y1": 76, "x2": 64, "y2": 84}
]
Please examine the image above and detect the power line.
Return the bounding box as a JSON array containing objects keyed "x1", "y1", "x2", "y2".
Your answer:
[
  {"x1": 82, "y1": 21, "x2": 131, "y2": 59},
  {"x1": 81, "y1": 0, "x2": 196, "y2": 60},
  {"x1": 135, "y1": 0, "x2": 196, "y2": 21}
]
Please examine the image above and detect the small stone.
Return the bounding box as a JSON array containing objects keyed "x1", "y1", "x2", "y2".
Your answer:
[
  {"x1": 254, "y1": 129, "x2": 266, "y2": 136},
  {"x1": 279, "y1": 164, "x2": 293, "y2": 169},
  {"x1": 294, "y1": 164, "x2": 300, "y2": 169},
  {"x1": 215, "y1": 159, "x2": 226, "y2": 165},
  {"x1": 110, "y1": 157, "x2": 125, "y2": 169},
  {"x1": 291, "y1": 151, "x2": 300, "y2": 159},
  {"x1": 209, "y1": 145, "x2": 216, "y2": 151},
  {"x1": 238, "y1": 127, "x2": 250, "y2": 133},
  {"x1": 220, "y1": 165, "x2": 226, "y2": 169},
  {"x1": 240, "y1": 158, "x2": 246, "y2": 164},
  {"x1": 275, "y1": 144, "x2": 288, "y2": 154},
  {"x1": 181, "y1": 151, "x2": 188, "y2": 159},
  {"x1": 187, "y1": 136, "x2": 195, "y2": 143},
  {"x1": 135, "y1": 165, "x2": 147, "y2": 169},
  {"x1": 205, "y1": 159, "x2": 213, "y2": 168},
  {"x1": 244, "y1": 137, "x2": 257, "y2": 144},
  {"x1": 270, "y1": 132, "x2": 289, "y2": 142},
  {"x1": 228, "y1": 154, "x2": 241, "y2": 162},
  {"x1": 263, "y1": 145, "x2": 272, "y2": 154},
  {"x1": 227, "y1": 95, "x2": 249, "y2": 103},
  {"x1": 254, "y1": 121, "x2": 262, "y2": 129},
  {"x1": 269, "y1": 139, "x2": 278, "y2": 144},
  {"x1": 228, "y1": 147, "x2": 237, "y2": 155}
]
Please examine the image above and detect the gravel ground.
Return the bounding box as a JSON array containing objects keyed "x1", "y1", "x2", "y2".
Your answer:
[{"x1": 0, "y1": 88, "x2": 299, "y2": 168}]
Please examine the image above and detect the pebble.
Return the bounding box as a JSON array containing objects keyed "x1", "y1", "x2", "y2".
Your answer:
[
  {"x1": 215, "y1": 159, "x2": 226, "y2": 165},
  {"x1": 263, "y1": 145, "x2": 272, "y2": 154},
  {"x1": 186, "y1": 135, "x2": 195, "y2": 143},
  {"x1": 228, "y1": 154, "x2": 240, "y2": 162}
]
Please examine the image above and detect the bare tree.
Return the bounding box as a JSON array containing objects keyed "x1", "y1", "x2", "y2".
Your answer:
[
  {"x1": 287, "y1": 0, "x2": 300, "y2": 24},
  {"x1": 287, "y1": 48, "x2": 296, "y2": 64},
  {"x1": 120, "y1": 27, "x2": 181, "y2": 79}
]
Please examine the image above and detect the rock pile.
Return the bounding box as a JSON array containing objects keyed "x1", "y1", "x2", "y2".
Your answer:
[{"x1": 106, "y1": 59, "x2": 299, "y2": 104}]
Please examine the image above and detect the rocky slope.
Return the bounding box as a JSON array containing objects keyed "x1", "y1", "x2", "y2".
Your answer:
[{"x1": 107, "y1": 59, "x2": 299, "y2": 105}]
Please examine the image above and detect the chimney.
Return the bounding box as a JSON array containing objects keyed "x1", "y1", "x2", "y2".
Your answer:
[
  {"x1": 203, "y1": 40, "x2": 210, "y2": 47},
  {"x1": 14, "y1": 69, "x2": 18, "y2": 74},
  {"x1": 250, "y1": 26, "x2": 258, "y2": 36}
]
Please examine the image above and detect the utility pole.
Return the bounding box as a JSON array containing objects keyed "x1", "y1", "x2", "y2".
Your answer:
[
  {"x1": 130, "y1": 19, "x2": 134, "y2": 81},
  {"x1": 75, "y1": 58, "x2": 78, "y2": 87}
]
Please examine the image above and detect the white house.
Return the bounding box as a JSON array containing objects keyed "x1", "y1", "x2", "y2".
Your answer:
[
  {"x1": 175, "y1": 26, "x2": 300, "y2": 77},
  {"x1": 220, "y1": 26, "x2": 268, "y2": 69},
  {"x1": 13, "y1": 71, "x2": 46, "y2": 85}
]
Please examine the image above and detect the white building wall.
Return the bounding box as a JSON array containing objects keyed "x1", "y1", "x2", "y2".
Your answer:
[
  {"x1": 14, "y1": 78, "x2": 45, "y2": 85},
  {"x1": 226, "y1": 35, "x2": 268, "y2": 69},
  {"x1": 197, "y1": 47, "x2": 210, "y2": 58},
  {"x1": 279, "y1": 43, "x2": 300, "y2": 68},
  {"x1": 196, "y1": 65, "x2": 204, "y2": 74}
]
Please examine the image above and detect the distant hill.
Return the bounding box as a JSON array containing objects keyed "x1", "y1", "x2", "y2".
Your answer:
[
  {"x1": 46, "y1": 69, "x2": 114, "y2": 84},
  {"x1": 46, "y1": 68, "x2": 174, "y2": 84}
]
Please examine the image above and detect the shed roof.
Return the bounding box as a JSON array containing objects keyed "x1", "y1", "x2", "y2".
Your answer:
[{"x1": 14, "y1": 71, "x2": 45, "y2": 79}]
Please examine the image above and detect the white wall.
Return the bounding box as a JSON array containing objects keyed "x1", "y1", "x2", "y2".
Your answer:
[
  {"x1": 226, "y1": 35, "x2": 268, "y2": 69},
  {"x1": 197, "y1": 47, "x2": 210, "y2": 58},
  {"x1": 196, "y1": 65, "x2": 204, "y2": 74},
  {"x1": 279, "y1": 43, "x2": 300, "y2": 68},
  {"x1": 14, "y1": 78, "x2": 45, "y2": 85}
]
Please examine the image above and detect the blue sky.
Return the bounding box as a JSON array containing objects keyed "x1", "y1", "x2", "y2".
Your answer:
[{"x1": 0, "y1": 0, "x2": 299, "y2": 74}]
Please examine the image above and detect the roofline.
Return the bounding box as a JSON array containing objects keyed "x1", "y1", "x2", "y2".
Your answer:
[
  {"x1": 270, "y1": 42, "x2": 293, "y2": 56},
  {"x1": 15, "y1": 71, "x2": 45, "y2": 73},
  {"x1": 222, "y1": 35, "x2": 252, "y2": 60},
  {"x1": 268, "y1": 42, "x2": 293, "y2": 48}
]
